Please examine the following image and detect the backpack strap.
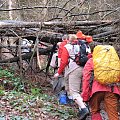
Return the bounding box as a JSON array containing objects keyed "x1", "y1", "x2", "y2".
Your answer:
[
  {"x1": 89, "y1": 70, "x2": 94, "y2": 89},
  {"x1": 68, "y1": 44, "x2": 77, "y2": 61},
  {"x1": 108, "y1": 83, "x2": 120, "y2": 92}
]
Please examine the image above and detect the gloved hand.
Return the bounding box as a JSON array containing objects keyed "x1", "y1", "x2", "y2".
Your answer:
[{"x1": 54, "y1": 73, "x2": 59, "y2": 78}]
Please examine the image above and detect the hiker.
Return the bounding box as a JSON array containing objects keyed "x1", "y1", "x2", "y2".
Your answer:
[
  {"x1": 76, "y1": 30, "x2": 93, "y2": 44},
  {"x1": 51, "y1": 35, "x2": 69, "y2": 69},
  {"x1": 57, "y1": 34, "x2": 69, "y2": 67},
  {"x1": 50, "y1": 52, "x2": 58, "y2": 69},
  {"x1": 57, "y1": 35, "x2": 69, "y2": 102},
  {"x1": 50, "y1": 52, "x2": 65, "y2": 96},
  {"x1": 76, "y1": 31, "x2": 93, "y2": 58},
  {"x1": 81, "y1": 42, "x2": 120, "y2": 120},
  {"x1": 50, "y1": 42, "x2": 65, "y2": 99},
  {"x1": 76, "y1": 30, "x2": 86, "y2": 40},
  {"x1": 50, "y1": 42, "x2": 61, "y2": 69},
  {"x1": 54, "y1": 34, "x2": 89, "y2": 120}
]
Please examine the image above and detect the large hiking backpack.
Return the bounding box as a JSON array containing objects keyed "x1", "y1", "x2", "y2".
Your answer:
[
  {"x1": 93, "y1": 45, "x2": 120, "y2": 85},
  {"x1": 71, "y1": 40, "x2": 90, "y2": 66}
]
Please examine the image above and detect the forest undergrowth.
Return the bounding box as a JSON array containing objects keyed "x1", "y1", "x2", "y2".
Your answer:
[
  {"x1": 0, "y1": 66, "x2": 79, "y2": 120},
  {"x1": 0, "y1": 66, "x2": 119, "y2": 120}
]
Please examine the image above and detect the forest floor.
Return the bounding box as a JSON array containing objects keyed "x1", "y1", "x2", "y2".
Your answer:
[{"x1": 0, "y1": 69, "x2": 120, "y2": 120}]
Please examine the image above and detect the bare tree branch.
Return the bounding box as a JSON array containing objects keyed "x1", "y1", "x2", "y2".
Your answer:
[
  {"x1": 55, "y1": 0, "x2": 72, "y2": 18},
  {"x1": 64, "y1": 0, "x2": 86, "y2": 16},
  {"x1": 68, "y1": 9, "x2": 116, "y2": 17},
  {"x1": 0, "y1": 5, "x2": 70, "y2": 12},
  {"x1": 0, "y1": 0, "x2": 7, "y2": 8},
  {"x1": 101, "y1": 7, "x2": 120, "y2": 20}
]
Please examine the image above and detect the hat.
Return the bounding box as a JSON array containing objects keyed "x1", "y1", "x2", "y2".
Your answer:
[
  {"x1": 85, "y1": 36, "x2": 93, "y2": 43},
  {"x1": 81, "y1": 34, "x2": 86, "y2": 39},
  {"x1": 76, "y1": 31, "x2": 85, "y2": 39}
]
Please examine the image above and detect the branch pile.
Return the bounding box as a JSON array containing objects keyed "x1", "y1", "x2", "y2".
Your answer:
[
  {"x1": 0, "y1": 19, "x2": 120, "y2": 42},
  {"x1": 0, "y1": 19, "x2": 119, "y2": 64}
]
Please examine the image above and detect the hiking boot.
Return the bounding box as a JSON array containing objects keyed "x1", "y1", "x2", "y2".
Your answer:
[
  {"x1": 78, "y1": 108, "x2": 89, "y2": 120},
  {"x1": 67, "y1": 96, "x2": 74, "y2": 105}
]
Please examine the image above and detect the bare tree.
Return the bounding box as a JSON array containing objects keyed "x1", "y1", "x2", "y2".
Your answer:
[{"x1": 8, "y1": 0, "x2": 22, "y2": 20}]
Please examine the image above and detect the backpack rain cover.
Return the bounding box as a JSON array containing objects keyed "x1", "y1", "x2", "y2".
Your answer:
[{"x1": 93, "y1": 45, "x2": 120, "y2": 84}]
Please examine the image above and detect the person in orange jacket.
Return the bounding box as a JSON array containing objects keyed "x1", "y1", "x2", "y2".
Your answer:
[
  {"x1": 85, "y1": 35, "x2": 93, "y2": 43},
  {"x1": 85, "y1": 35, "x2": 93, "y2": 59},
  {"x1": 76, "y1": 30, "x2": 93, "y2": 59},
  {"x1": 76, "y1": 30, "x2": 86, "y2": 40},
  {"x1": 54, "y1": 34, "x2": 89, "y2": 120},
  {"x1": 81, "y1": 42, "x2": 120, "y2": 120},
  {"x1": 76, "y1": 30, "x2": 93, "y2": 43}
]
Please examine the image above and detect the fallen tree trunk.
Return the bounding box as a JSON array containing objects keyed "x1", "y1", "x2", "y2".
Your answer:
[
  {"x1": 25, "y1": 29, "x2": 120, "y2": 43},
  {"x1": 0, "y1": 20, "x2": 119, "y2": 29},
  {"x1": 1, "y1": 29, "x2": 119, "y2": 46},
  {"x1": 93, "y1": 29, "x2": 120, "y2": 38},
  {"x1": 43, "y1": 20, "x2": 120, "y2": 27},
  {"x1": 0, "y1": 47, "x2": 52, "y2": 63},
  {"x1": 23, "y1": 31, "x2": 62, "y2": 44}
]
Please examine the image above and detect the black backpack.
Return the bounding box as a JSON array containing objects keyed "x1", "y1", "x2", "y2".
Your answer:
[{"x1": 70, "y1": 40, "x2": 89, "y2": 66}]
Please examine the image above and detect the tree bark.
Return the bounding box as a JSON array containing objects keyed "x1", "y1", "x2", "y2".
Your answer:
[
  {"x1": 93, "y1": 29, "x2": 120, "y2": 38},
  {"x1": 0, "y1": 20, "x2": 119, "y2": 28}
]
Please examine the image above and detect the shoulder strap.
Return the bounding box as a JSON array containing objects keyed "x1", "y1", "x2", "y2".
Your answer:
[
  {"x1": 69, "y1": 44, "x2": 78, "y2": 61},
  {"x1": 89, "y1": 70, "x2": 94, "y2": 89}
]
